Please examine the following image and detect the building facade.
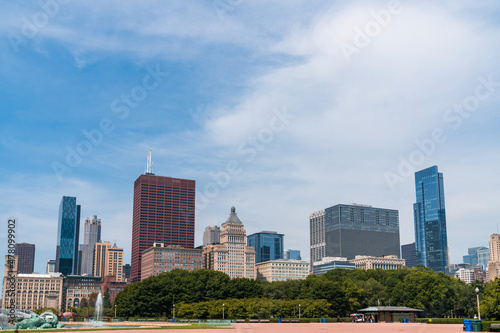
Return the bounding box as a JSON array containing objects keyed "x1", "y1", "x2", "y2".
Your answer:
[
  {"x1": 123, "y1": 264, "x2": 131, "y2": 280},
  {"x1": 413, "y1": 166, "x2": 448, "y2": 273},
  {"x1": 401, "y1": 243, "x2": 417, "y2": 268},
  {"x1": 2, "y1": 255, "x2": 64, "y2": 312},
  {"x1": 203, "y1": 207, "x2": 256, "y2": 279},
  {"x1": 94, "y1": 242, "x2": 124, "y2": 281},
  {"x1": 100, "y1": 275, "x2": 129, "y2": 304},
  {"x1": 284, "y1": 249, "x2": 301, "y2": 260},
  {"x1": 131, "y1": 170, "x2": 196, "y2": 282},
  {"x1": 488, "y1": 234, "x2": 500, "y2": 281},
  {"x1": 46, "y1": 259, "x2": 56, "y2": 274},
  {"x1": 463, "y1": 246, "x2": 481, "y2": 266},
  {"x1": 79, "y1": 215, "x2": 102, "y2": 276},
  {"x1": 203, "y1": 226, "x2": 221, "y2": 246},
  {"x1": 255, "y1": 259, "x2": 309, "y2": 282},
  {"x1": 65, "y1": 275, "x2": 102, "y2": 309},
  {"x1": 141, "y1": 243, "x2": 203, "y2": 280},
  {"x1": 55, "y1": 196, "x2": 81, "y2": 276},
  {"x1": 455, "y1": 268, "x2": 475, "y2": 284},
  {"x1": 310, "y1": 204, "x2": 400, "y2": 267},
  {"x1": 247, "y1": 231, "x2": 284, "y2": 263},
  {"x1": 477, "y1": 246, "x2": 490, "y2": 272},
  {"x1": 351, "y1": 255, "x2": 405, "y2": 270},
  {"x1": 312, "y1": 257, "x2": 355, "y2": 276},
  {"x1": 15, "y1": 243, "x2": 35, "y2": 274}
]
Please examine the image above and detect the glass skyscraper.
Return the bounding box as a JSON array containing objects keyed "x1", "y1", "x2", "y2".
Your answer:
[
  {"x1": 413, "y1": 166, "x2": 448, "y2": 273},
  {"x1": 55, "y1": 196, "x2": 81, "y2": 276},
  {"x1": 247, "y1": 231, "x2": 284, "y2": 263}
]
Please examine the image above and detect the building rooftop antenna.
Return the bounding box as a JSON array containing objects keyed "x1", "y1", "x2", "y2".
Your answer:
[{"x1": 146, "y1": 147, "x2": 154, "y2": 175}]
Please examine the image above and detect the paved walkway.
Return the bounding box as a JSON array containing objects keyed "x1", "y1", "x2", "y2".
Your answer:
[{"x1": 69, "y1": 322, "x2": 464, "y2": 333}]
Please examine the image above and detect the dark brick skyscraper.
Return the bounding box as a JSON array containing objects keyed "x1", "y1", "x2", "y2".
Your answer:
[
  {"x1": 15, "y1": 243, "x2": 35, "y2": 274},
  {"x1": 131, "y1": 169, "x2": 195, "y2": 282}
]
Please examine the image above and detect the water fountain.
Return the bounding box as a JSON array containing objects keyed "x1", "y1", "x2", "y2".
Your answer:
[{"x1": 93, "y1": 292, "x2": 104, "y2": 327}]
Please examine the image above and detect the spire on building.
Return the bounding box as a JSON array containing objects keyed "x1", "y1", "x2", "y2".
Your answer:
[{"x1": 145, "y1": 147, "x2": 155, "y2": 175}]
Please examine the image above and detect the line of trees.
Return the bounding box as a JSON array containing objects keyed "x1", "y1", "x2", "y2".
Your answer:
[{"x1": 113, "y1": 267, "x2": 500, "y2": 319}]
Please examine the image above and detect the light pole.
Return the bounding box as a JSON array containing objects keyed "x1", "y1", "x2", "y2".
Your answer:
[
  {"x1": 299, "y1": 304, "x2": 301, "y2": 319},
  {"x1": 222, "y1": 304, "x2": 225, "y2": 320},
  {"x1": 173, "y1": 304, "x2": 175, "y2": 320},
  {"x1": 475, "y1": 287, "x2": 481, "y2": 320},
  {"x1": 114, "y1": 304, "x2": 117, "y2": 319}
]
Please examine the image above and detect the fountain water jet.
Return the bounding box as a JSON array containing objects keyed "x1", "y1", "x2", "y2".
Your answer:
[{"x1": 93, "y1": 292, "x2": 104, "y2": 327}]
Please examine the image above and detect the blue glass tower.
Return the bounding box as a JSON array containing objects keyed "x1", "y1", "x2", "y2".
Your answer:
[
  {"x1": 55, "y1": 196, "x2": 81, "y2": 276},
  {"x1": 413, "y1": 166, "x2": 448, "y2": 273},
  {"x1": 247, "y1": 231, "x2": 284, "y2": 263}
]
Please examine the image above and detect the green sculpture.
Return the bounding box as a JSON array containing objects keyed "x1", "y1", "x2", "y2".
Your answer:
[{"x1": 14, "y1": 311, "x2": 65, "y2": 329}]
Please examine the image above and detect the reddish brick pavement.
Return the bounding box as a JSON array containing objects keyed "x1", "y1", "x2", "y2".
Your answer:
[{"x1": 69, "y1": 322, "x2": 464, "y2": 333}]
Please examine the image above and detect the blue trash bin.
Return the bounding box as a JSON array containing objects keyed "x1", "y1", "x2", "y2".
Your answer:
[
  {"x1": 323, "y1": 318, "x2": 326, "y2": 323},
  {"x1": 464, "y1": 320, "x2": 472, "y2": 332},
  {"x1": 278, "y1": 318, "x2": 282, "y2": 323},
  {"x1": 403, "y1": 318, "x2": 409, "y2": 323}
]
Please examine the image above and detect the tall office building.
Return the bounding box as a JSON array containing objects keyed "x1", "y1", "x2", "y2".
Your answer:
[
  {"x1": 203, "y1": 225, "x2": 221, "y2": 246},
  {"x1": 203, "y1": 207, "x2": 256, "y2": 279},
  {"x1": 15, "y1": 243, "x2": 35, "y2": 274},
  {"x1": 284, "y1": 249, "x2": 301, "y2": 260},
  {"x1": 488, "y1": 234, "x2": 500, "y2": 281},
  {"x1": 413, "y1": 166, "x2": 448, "y2": 273},
  {"x1": 55, "y1": 196, "x2": 81, "y2": 276},
  {"x1": 247, "y1": 231, "x2": 284, "y2": 263},
  {"x1": 93, "y1": 241, "x2": 124, "y2": 281},
  {"x1": 131, "y1": 151, "x2": 196, "y2": 282},
  {"x1": 477, "y1": 246, "x2": 490, "y2": 271},
  {"x1": 79, "y1": 215, "x2": 102, "y2": 276},
  {"x1": 310, "y1": 204, "x2": 400, "y2": 267},
  {"x1": 123, "y1": 264, "x2": 131, "y2": 280},
  {"x1": 46, "y1": 259, "x2": 56, "y2": 273},
  {"x1": 463, "y1": 246, "x2": 481, "y2": 266},
  {"x1": 401, "y1": 243, "x2": 417, "y2": 268}
]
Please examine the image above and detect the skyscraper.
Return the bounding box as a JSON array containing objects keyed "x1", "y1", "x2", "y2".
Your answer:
[
  {"x1": 130, "y1": 151, "x2": 196, "y2": 282},
  {"x1": 14, "y1": 243, "x2": 35, "y2": 274},
  {"x1": 401, "y1": 242, "x2": 417, "y2": 268},
  {"x1": 203, "y1": 225, "x2": 221, "y2": 246},
  {"x1": 202, "y1": 207, "x2": 256, "y2": 279},
  {"x1": 55, "y1": 196, "x2": 81, "y2": 276},
  {"x1": 413, "y1": 166, "x2": 449, "y2": 273},
  {"x1": 310, "y1": 204, "x2": 400, "y2": 267},
  {"x1": 247, "y1": 231, "x2": 284, "y2": 263},
  {"x1": 284, "y1": 249, "x2": 302, "y2": 260},
  {"x1": 79, "y1": 215, "x2": 102, "y2": 276},
  {"x1": 94, "y1": 241, "x2": 124, "y2": 281}
]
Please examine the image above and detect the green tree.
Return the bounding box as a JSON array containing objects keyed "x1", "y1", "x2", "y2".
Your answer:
[
  {"x1": 103, "y1": 291, "x2": 112, "y2": 308},
  {"x1": 80, "y1": 298, "x2": 88, "y2": 309},
  {"x1": 481, "y1": 278, "x2": 500, "y2": 319}
]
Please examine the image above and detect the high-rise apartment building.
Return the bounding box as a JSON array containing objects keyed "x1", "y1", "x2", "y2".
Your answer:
[
  {"x1": 247, "y1": 231, "x2": 284, "y2": 263},
  {"x1": 15, "y1": 243, "x2": 35, "y2": 274},
  {"x1": 413, "y1": 166, "x2": 448, "y2": 273},
  {"x1": 141, "y1": 243, "x2": 203, "y2": 280},
  {"x1": 310, "y1": 204, "x2": 400, "y2": 267},
  {"x1": 203, "y1": 225, "x2": 221, "y2": 246},
  {"x1": 203, "y1": 207, "x2": 256, "y2": 279},
  {"x1": 93, "y1": 241, "x2": 124, "y2": 281},
  {"x1": 131, "y1": 153, "x2": 196, "y2": 282},
  {"x1": 79, "y1": 215, "x2": 102, "y2": 276},
  {"x1": 401, "y1": 243, "x2": 417, "y2": 268},
  {"x1": 55, "y1": 196, "x2": 81, "y2": 276}
]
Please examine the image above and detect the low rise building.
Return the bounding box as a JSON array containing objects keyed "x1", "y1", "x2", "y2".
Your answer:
[
  {"x1": 65, "y1": 275, "x2": 102, "y2": 309},
  {"x1": 351, "y1": 255, "x2": 405, "y2": 270},
  {"x1": 255, "y1": 260, "x2": 309, "y2": 282},
  {"x1": 312, "y1": 257, "x2": 355, "y2": 276},
  {"x1": 141, "y1": 243, "x2": 203, "y2": 280},
  {"x1": 101, "y1": 275, "x2": 129, "y2": 304},
  {"x1": 2, "y1": 255, "x2": 64, "y2": 312}
]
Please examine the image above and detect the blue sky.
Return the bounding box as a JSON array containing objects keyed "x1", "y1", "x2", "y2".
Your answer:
[{"x1": 1, "y1": 0, "x2": 500, "y2": 277}]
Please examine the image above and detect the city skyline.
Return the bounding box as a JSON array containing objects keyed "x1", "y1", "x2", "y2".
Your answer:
[{"x1": 1, "y1": 1, "x2": 500, "y2": 279}]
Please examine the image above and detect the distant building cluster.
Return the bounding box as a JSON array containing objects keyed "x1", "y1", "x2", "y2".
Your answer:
[{"x1": 3, "y1": 153, "x2": 498, "y2": 313}]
